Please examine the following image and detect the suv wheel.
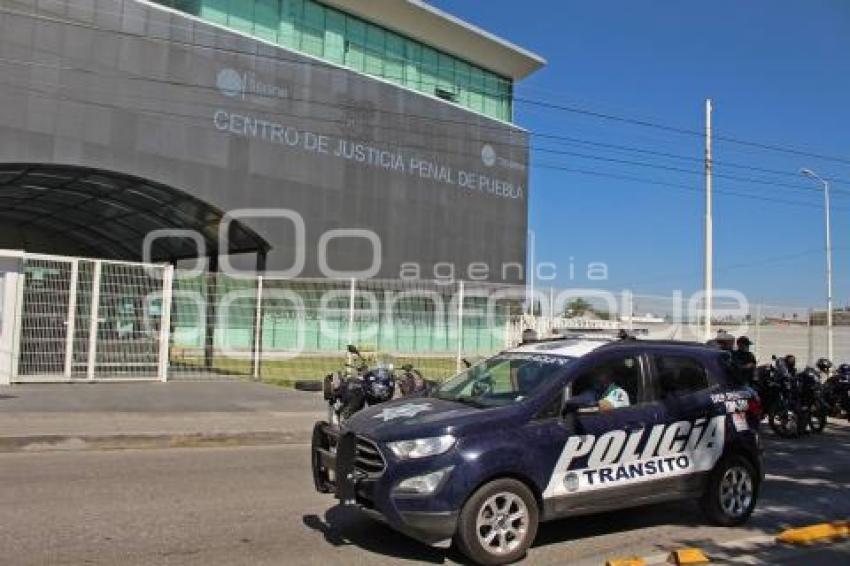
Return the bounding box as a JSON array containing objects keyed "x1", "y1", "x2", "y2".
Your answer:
[
  {"x1": 701, "y1": 456, "x2": 758, "y2": 526},
  {"x1": 454, "y1": 479, "x2": 539, "y2": 565}
]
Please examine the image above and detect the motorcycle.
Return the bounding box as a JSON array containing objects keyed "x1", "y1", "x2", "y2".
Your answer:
[
  {"x1": 797, "y1": 366, "x2": 830, "y2": 434},
  {"x1": 321, "y1": 345, "x2": 431, "y2": 426},
  {"x1": 758, "y1": 356, "x2": 804, "y2": 438},
  {"x1": 397, "y1": 363, "x2": 437, "y2": 397},
  {"x1": 824, "y1": 363, "x2": 850, "y2": 421},
  {"x1": 322, "y1": 345, "x2": 396, "y2": 426}
]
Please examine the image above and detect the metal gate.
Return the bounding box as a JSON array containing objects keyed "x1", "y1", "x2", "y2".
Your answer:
[{"x1": 9, "y1": 252, "x2": 173, "y2": 382}]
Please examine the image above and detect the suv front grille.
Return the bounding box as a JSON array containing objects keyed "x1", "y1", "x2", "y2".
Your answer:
[{"x1": 354, "y1": 436, "x2": 385, "y2": 477}]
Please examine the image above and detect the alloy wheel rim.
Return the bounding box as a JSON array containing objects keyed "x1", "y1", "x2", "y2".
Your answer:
[
  {"x1": 476, "y1": 492, "x2": 529, "y2": 555},
  {"x1": 719, "y1": 466, "x2": 754, "y2": 517}
]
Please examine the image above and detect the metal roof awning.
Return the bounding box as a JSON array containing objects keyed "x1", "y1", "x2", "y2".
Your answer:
[{"x1": 0, "y1": 164, "x2": 269, "y2": 262}]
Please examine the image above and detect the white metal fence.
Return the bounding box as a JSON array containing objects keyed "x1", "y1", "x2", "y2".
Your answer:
[
  {"x1": 0, "y1": 250, "x2": 846, "y2": 385},
  {"x1": 0, "y1": 251, "x2": 172, "y2": 382}
]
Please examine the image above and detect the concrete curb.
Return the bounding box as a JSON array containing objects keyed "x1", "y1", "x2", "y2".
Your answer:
[
  {"x1": 0, "y1": 431, "x2": 314, "y2": 453},
  {"x1": 605, "y1": 522, "x2": 850, "y2": 566}
]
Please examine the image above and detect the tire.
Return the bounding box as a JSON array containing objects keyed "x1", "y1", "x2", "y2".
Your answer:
[
  {"x1": 806, "y1": 402, "x2": 828, "y2": 434},
  {"x1": 700, "y1": 455, "x2": 758, "y2": 527},
  {"x1": 768, "y1": 404, "x2": 799, "y2": 438},
  {"x1": 454, "y1": 479, "x2": 539, "y2": 565},
  {"x1": 295, "y1": 380, "x2": 323, "y2": 392}
]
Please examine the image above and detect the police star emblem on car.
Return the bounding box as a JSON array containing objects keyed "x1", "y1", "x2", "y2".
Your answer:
[{"x1": 372, "y1": 402, "x2": 433, "y2": 422}]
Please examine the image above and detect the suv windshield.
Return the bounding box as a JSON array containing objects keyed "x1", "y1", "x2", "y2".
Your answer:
[{"x1": 435, "y1": 353, "x2": 573, "y2": 408}]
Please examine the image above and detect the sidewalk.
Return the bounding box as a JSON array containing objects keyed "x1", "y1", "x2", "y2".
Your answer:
[{"x1": 0, "y1": 381, "x2": 326, "y2": 452}]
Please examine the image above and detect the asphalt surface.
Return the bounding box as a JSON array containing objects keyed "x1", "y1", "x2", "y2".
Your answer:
[
  {"x1": 0, "y1": 382, "x2": 325, "y2": 449},
  {"x1": 0, "y1": 382, "x2": 325, "y2": 413},
  {"x1": 1, "y1": 423, "x2": 848, "y2": 565}
]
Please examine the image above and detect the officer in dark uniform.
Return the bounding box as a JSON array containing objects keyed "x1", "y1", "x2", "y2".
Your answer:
[
  {"x1": 732, "y1": 336, "x2": 757, "y2": 385},
  {"x1": 784, "y1": 354, "x2": 798, "y2": 376},
  {"x1": 715, "y1": 330, "x2": 735, "y2": 352}
]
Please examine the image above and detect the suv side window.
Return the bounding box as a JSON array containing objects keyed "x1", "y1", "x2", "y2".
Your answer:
[
  {"x1": 534, "y1": 392, "x2": 564, "y2": 420},
  {"x1": 570, "y1": 354, "x2": 642, "y2": 409},
  {"x1": 653, "y1": 355, "x2": 709, "y2": 398}
]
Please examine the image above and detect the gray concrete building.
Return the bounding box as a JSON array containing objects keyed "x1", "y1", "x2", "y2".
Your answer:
[{"x1": 0, "y1": 0, "x2": 544, "y2": 282}]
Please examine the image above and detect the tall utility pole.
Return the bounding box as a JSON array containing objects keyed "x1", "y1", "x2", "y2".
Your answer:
[
  {"x1": 800, "y1": 168, "x2": 834, "y2": 361},
  {"x1": 704, "y1": 99, "x2": 714, "y2": 341},
  {"x1": 528, "y1": 229, "x2": 535, "y2": 315}
]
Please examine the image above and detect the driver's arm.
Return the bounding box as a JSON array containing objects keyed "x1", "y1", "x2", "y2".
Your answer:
[{"x1": 599, "y1": 387, "x2": 630, "y2": 411}]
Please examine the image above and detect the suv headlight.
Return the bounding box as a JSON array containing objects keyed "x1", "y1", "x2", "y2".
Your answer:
[{"x1": 387, "y1": 435, "x2": 456, "y2": 460}]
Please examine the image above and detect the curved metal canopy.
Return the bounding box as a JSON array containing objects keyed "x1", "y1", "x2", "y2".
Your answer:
[{"x1": 0, "y1": 164, "x2": 269, "y2": 262}]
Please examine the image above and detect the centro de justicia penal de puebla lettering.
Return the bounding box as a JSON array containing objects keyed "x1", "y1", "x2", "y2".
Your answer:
[{"x1": 212, "y1": 109, "x2": 524, "y2": 200}]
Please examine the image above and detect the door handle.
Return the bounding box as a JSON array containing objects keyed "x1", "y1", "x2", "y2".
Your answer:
[{"x1": 624, "y1": 421, "x2": 643, "y2": 432}]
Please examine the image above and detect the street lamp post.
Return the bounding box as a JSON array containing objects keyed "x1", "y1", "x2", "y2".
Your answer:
[{"x1": 800, "y1": 168, "x2": 834, "y2": 361}]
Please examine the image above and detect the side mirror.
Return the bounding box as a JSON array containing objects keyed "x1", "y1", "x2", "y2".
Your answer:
[
  {"x1": 462, "y1": 358, "x2": 472, "y2": 369},
  {"x1": 347, "y1": 344, "x2": 360, "y2": 356}
]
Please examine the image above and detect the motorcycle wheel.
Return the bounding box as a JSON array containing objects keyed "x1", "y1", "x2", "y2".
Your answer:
[
  {"x1": 769, "y1": 406, "x2": 799, "y2": 438},
  {"x1": 807, "y1": 403, "x2": 828, "y2": 434}
]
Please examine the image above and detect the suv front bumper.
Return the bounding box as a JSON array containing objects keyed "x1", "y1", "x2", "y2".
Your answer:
[{"x1": 311, "y1": 421, "x2": 459, "y2": 545}]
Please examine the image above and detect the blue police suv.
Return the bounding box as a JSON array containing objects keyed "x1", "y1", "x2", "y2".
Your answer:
[{"x1": 311, "y1": 337, "x2": 763, "y2": 565}]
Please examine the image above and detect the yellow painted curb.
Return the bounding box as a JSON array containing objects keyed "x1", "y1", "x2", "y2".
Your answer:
[
  {"x1": 667, "y1": 548, "x2": 710, "y2": 565},
  {"x1": 777, "y1": 521, "x2": 850, "y2": 545},
  {"x1": 606, "y1": 558, "x2": 645, "y2": 566}
]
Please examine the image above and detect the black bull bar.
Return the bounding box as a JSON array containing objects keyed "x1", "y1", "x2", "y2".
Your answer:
[{"x1": 311, "y1": 421, "x2": 364, "y2": 503}]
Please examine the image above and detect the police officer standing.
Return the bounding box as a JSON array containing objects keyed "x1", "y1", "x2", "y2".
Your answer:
[
  {"x1": 732, "y1": 336, "x2": 757, "y2": 385},
  {"x1": 715, "y1": 330, "x2": 735, "y2": 352}
]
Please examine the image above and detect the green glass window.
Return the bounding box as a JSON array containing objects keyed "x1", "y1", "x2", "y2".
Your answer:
[
  {"x1": 253, "y1": 0, "x2": 278, "y2": 42},
  {"x1": 403, "y1": 39, "x2": 421, "y2": 91},
  {"x1": 344, "y1": 17, "x2": 366, "y2": 72},
  {"x1": 228, "y1": 0, "x2": 254, "y2": 34},
  {"x1": 300, "y1": 1, "x2": 325, "y2": 57},
  {"x1": 384, "y1": 32, "x2": 404, "y2": 84},
  {"x1": 153, "y1": 0, "x2": 514, "y2": 121},
  {"x1": 198, "y1": 0, "x2": 228, "y2": 25},
  {"x1": 323, "y1": 10, "x2": 345, "y2": 64}
]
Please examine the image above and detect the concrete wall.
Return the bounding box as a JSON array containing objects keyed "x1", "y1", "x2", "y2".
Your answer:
[{"x1": 0, "y1": 0, "x2": 530, "y2": 282}]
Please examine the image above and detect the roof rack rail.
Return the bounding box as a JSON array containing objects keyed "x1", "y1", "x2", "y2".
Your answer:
[
  {"x1": 597, "y1": 338, "x2": 710, "y2": 348},
  {"x1": 520, "y1": 335, "x2": 574, "y2": 345}
]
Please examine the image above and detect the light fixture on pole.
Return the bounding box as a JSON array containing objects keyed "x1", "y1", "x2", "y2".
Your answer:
[{"x1": 800, "y1": 167, "x2": 834, "y2": 362}]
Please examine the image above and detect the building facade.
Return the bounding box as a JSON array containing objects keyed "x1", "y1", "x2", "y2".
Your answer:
[{"x1": 0, "y1": 0, "x2": 543, "y2": 282}]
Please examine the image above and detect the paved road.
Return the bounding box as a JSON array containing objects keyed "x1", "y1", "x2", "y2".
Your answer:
[
  {"x1": 0, "y1": 382, "x2": 324, "y2": 446},
  {"x1": 1, "y1": 423, "x2": 848, "y2": 565},
  {"x1": 0, "y1": 382, "x2": 324, "y2": 413}
]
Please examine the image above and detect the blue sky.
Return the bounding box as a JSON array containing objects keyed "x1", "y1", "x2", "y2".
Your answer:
[{"x1": 432, "y1": 0, "x2": 850, "y2": 307}]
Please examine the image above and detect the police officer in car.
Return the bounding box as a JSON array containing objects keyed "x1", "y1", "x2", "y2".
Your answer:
[{"x1": 596, "y1": 370, "x2": 630, "y2": 411}]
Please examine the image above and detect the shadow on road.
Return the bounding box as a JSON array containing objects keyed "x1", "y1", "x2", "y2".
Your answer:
[
  {"x1": 302, "y1": 506, "x2": 464, "y2": 564},
  {"x1": 754, "y1": 420, "x2": 850, "y2": 529}
]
